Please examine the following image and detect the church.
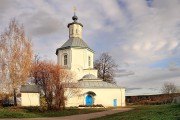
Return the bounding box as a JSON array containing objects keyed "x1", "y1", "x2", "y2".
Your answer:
[{"x1": 56, "y1": 13, "x2": 125, "y2": 107}]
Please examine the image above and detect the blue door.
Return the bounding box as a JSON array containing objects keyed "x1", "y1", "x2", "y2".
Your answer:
[
  {"x1": 113, "y1": 99, "x2": 117, "y2": 107},
  {"x1": 86, "y1": 95, "x2": 93, "y2": 105}
]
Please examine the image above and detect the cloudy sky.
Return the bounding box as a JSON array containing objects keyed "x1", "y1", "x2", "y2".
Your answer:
[{"x1": 0, "y1": 0, "x2": 180, "y2": 96}]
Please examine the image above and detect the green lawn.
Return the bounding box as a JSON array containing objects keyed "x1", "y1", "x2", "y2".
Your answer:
[
  {"x1": 0, "y1": 107, "x2": 107, "y2": 118},
  {"x1": 92, "y1": 104, "x2": 180, "y2": 120}
]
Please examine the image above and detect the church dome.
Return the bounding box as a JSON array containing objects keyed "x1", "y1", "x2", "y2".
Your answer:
[
  {"x1": 82, "y1": 74, "x2": 97, "y2": 79},
  {"x1": 72, "y1": 14, "x2": 78, "y2": 21}
]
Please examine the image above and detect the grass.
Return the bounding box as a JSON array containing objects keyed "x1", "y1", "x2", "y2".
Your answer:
[
  {"x1": 0, "y1": 106, "x2": 107, "y2": 118},
  {"x1": 92, "y1": 104, "x2": 180, "y2": 120}
]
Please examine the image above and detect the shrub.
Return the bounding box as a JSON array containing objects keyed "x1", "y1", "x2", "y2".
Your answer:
[
  {"x1": 78, "y1": 104, "x2": 104, "y2": 107},
  {"x1": 39, "y1": 97, "x2": 48, "y2": 112},
  {"x1": 2, "y1": 99, "x2": 14, "y2": 107},
  {"x1": 126, "y1": 93, "x2": 180, "y2": 105},
  {"x1": 23, "y1": 106, "x2": 40, "y2": 112}
]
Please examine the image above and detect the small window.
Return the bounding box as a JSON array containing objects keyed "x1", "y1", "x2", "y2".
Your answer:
[
  {"x1": 64, "y1": 54, "x2": 67, "y2": 65},
  {"x1": 88, "y1": 56, "x2": 91, "y2": 67},
  {"x1": 76, "y1": 29, "x2": 78, "y2": 34},
  {"x1": 70, "y1": 28, "x2": 73, "y2": 35}
]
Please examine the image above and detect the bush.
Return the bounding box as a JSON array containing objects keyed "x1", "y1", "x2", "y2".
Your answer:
[
  {"x1": 126, "y1": 93, "x2": 180, "y2": 105},
  {"x1": 2, "y1": 99, "x2": 14, "y2": 107},
  {"x1": 39, "y1": 97, "x2": 48, "y2": 112},
  {"x1": 23, "y1": 106, "x2": 40, "y2": 112},
  {"x1": 78, "y1": 104, "x2": 104, "y2": 108}
]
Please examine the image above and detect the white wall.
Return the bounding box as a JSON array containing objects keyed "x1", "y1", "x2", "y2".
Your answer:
[
  {"x1": 65, "y1": 88, "x2": 126, "y2": 107},
  {"x1": 21, "y1": 93, "x2": 40, "y2": 106},
  {"x1": 57, "y1": 49, "x2": 71, "y2": 69},
  {"x1": 57, "y1": 48, "x2": 96, "y2": 80},
  {"x1": 71, "y1": 48, "x2": 94, "y2": 69},
  {"x1": 69, "y1": 24, "x2": 82, "y2": 38}
]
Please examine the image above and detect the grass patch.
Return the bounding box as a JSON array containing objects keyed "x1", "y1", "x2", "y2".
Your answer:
[
  {"x1": 0, "y1": 106, "x2": 107, "y2": 118},
  {"x1": 92, "y1": 104, "x2": 180, "y2": 120}
]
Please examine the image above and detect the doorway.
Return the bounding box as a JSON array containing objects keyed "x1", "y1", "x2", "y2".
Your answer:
[
  {"x1": 86, "y1": 95, "x2": 93, "y2": 105},
  {"x1": 113, "y1": 99, "x2": 117, "y2": 107}
]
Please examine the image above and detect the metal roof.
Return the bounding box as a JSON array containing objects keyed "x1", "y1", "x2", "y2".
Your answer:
[
  {"x1": 20, "y1": 85, "x2": 40, "y2": 93},
  {"x1": 56, "y1": 37, "x2": 94, "y2": 55},
  {"x1": 78, "y1": 81, "x2": 120, "y2": 88},
  {"x1": 82, "y1": 74, "x2": 97, "y2": 79},
  {"x1": 67, "y1": 21, "x2": 83, "y2": 27}
]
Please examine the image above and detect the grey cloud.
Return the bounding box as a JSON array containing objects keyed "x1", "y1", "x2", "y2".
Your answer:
[
  {"x1": 0, "y1": 0, "x2": 16, "y2": 12},
  {"x1": 110, "y1": 0, "x2": 180, "y2": 65},
  {"x1": 117, "y1": 68, "x2": 180, "y2": 91},
  {"x1": 126, "y1": 88, "x2": 161, "y2": 96},
  {"x1": 126, "y1": 87, "x2": 142, "y2": 91},
  {"x1": 169, "y1": 62, "x2": 180, "y2": 71},
  {"x1": 115, "y1": 69, "x2": 135, "y2": 77},
  {"x1": 20, "y1": 11, "x2": 65, "y2": 37},
  {"x1": 169, "y1": 67, "x2": 180, "y2": 71}
]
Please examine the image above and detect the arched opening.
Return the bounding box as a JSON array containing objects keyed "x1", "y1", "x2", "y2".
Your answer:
[
  {"x1": 86, "y1": 95, "x2": 93, "y2": 105},
  {"x1": 64, "y1": 54, "x2": 67, "y2": 65},
  {"x1": 88, "y1": 56, "x2": 91, "y2": 67},
  {"x1": 85, "y1": 91, "x2": 96, "y2": 105}
]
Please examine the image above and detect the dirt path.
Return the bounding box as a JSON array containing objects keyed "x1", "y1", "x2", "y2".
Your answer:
[{"x1": 2, "y1": 108, "x2": 134, "y2": 120}]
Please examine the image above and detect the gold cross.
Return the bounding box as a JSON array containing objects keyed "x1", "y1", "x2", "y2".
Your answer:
[{"x1": 73, "y1": 6, "x2": 77, "y2": 13}]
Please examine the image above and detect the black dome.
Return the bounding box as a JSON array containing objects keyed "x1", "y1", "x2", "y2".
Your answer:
[{"x1": 72, "y1": 15, "x2": 78, "y2": 21}]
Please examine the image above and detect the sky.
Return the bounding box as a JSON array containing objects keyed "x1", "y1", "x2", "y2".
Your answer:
[{"x1": 0, "y1": 0, "x2": 180, "y2": 96}]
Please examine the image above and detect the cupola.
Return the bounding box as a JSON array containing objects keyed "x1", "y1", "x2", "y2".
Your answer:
[{"x1": 67, "y1": 12, "x2": 83, "y2": 38}]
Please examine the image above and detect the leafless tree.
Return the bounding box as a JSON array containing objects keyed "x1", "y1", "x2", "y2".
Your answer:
[
  {"x1": 0, "y1": 19, "x2": 32, "y2": 105},
  {"x1": 161, "y1": 82, "x2": 178, "y2": 94},
  {"x1": 31, "y1": 61, "x2": 79, "y2": 110},
  {"x1": 94, "y1": 52, "x2": 118, "y2": 84}
]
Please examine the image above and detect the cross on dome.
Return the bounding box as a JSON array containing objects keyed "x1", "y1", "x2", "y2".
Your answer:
[{"x1": 72, "y1": 6, "x2": 78, "y2": 21}]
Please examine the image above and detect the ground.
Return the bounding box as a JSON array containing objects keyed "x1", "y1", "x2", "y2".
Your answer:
[
  {"x1": 0, "y1": 104, "x2": 179, "y2": 120},
  {"x1": 0, "y1": 107, "x2": 107, "y2": 118},
  {"x1": 92, "y1": 104, "x2": 180, "y2": 120}
]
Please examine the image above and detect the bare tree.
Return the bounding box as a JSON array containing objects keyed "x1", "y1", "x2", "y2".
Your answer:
[
  {"x1": 31, "y1": 61, "x2": 79, "y2": 110},
  {"x1": 0, "y1": 19, "x2": 32, "y2": 105},
  {"x1": 161, "y1": 82, "x2": 178, "y2": 94},
  {"x1": 94, "y1": 52, "x2": 118, "y2": 84}
]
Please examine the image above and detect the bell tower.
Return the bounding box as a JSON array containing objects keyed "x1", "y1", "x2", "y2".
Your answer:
[{"x1": 56, "y1": 12, "x2": 97, "y2": 80}]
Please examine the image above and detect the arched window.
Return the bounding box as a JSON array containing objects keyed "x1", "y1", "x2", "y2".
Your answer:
[
  {"x1": 88, "y1": 56, "x2": 91, "y2": 67},
  {"x1": 72, "y1": 29, "x2": 73, "y2": 34},
  {"x1": 64, "y1": 54, "x2": 67, "y2": 65}
]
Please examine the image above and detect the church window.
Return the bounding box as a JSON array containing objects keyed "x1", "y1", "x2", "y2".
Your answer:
[
  {"x1": 88, "y1": 56, "x2": 91, "y2": 67},
  {"x1": 64, "y1": 54, "x2": 68, "y2": 65},
  {"x1": 76, "y1": 29, "x2": 78, "y2": 34}
]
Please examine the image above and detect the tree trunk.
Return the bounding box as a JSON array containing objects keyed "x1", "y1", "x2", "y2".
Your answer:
[{"x1": 13, "y1": 88, "x2": 17, "y2": 106}]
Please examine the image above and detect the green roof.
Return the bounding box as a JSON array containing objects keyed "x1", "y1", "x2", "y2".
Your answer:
[{"x1": 56, "y1": 37, "x2": 94, "y2": 55}]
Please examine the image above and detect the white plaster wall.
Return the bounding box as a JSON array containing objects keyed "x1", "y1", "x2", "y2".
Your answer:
[
  {"x1": 57, "y1": 48, "x2": 96, "y2": 81},
  {"x1": 65, "y1": 88, "x2": 126, "y2": 107},
  {"x1": 21, "y1": 93, "x2": 40, "y2": 106},
  {"x1": 57, "y1": 49, "x2": 71, "y2": 69},
  {"x1": 70, "y1": 48, "x2": 95, "y2": 80},
  {"x1": 71, "y1": 48, "x2": 94, "y2": 69}
]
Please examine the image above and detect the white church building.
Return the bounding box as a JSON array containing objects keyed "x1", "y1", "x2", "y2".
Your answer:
[{"x1": 56, "y1": 14, "x2": 125, "y2": 107}]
